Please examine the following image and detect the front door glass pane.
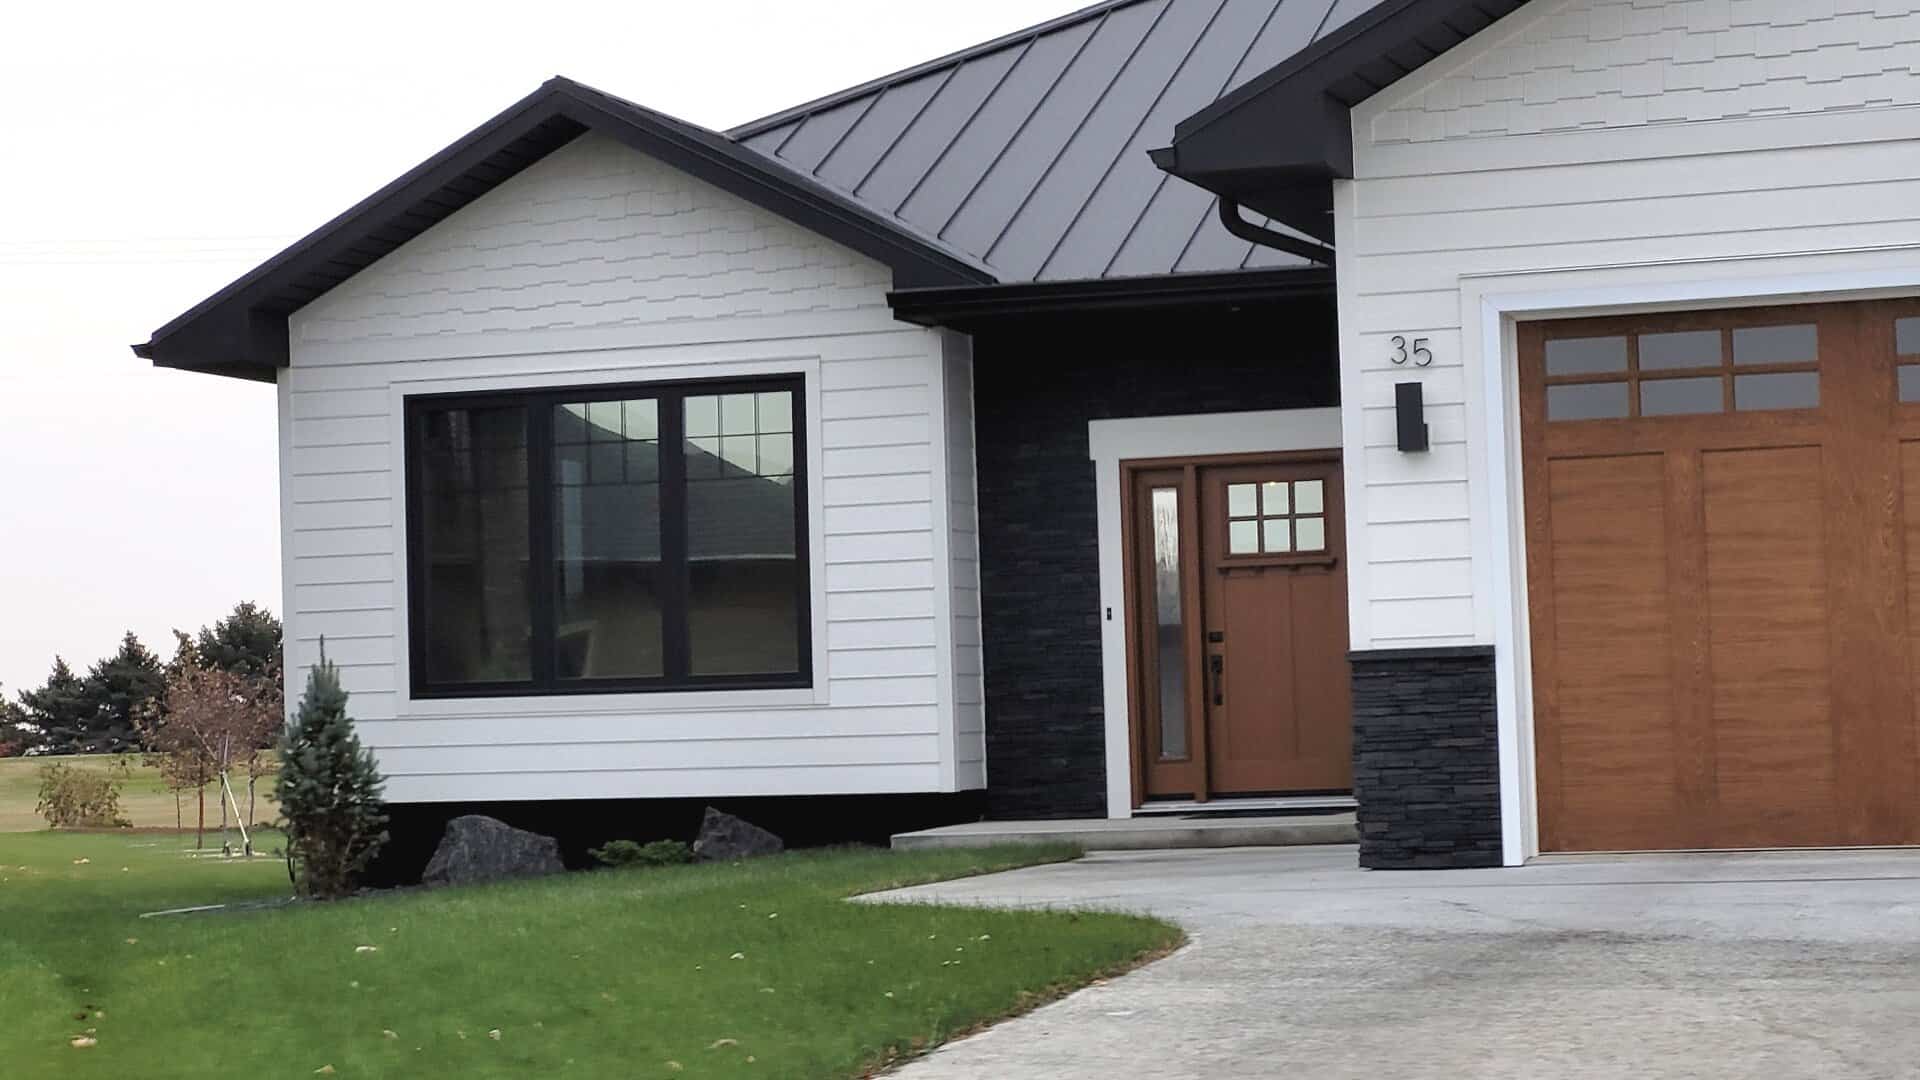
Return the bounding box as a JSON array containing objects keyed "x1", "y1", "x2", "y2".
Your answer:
[{"x1": 1150, "y1": 487, "x2": 1187, "y2": 761}]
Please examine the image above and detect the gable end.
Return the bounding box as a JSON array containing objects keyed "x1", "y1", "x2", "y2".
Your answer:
[{"x1": 136, "y1": 78, "x2": 993, "y2": 380}]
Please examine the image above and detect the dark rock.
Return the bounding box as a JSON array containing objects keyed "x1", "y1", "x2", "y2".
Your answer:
[
  {"x1": 1351, "y1": 649, "x2": 1502, "y2": 871},
  {"x1": 692, "y1": 807, "x2": 784, "y2": 862},
  {"x1": 422, "y1": 815, "x2": 565, "y2": 886}
]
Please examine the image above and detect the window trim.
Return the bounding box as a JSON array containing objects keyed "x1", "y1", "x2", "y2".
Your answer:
[{"x1": 403, "y1": 373, "x2": 813, "y2": 699}]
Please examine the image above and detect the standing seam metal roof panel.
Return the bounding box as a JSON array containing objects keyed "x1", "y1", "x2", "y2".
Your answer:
[
  {"x1": 727, "y1": 0, "x2": 1373, "y2": 282},
  {"x1": 1063, "y1": 0, "x2": 1308, "y2": 279},
  {"x1": 1166, "y1": 0, "x2": 1344, "y2": 272}
]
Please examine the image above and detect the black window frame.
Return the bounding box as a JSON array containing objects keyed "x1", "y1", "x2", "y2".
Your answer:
[{"x1": 404, "y1": 373, "x2": 813, "y2": 699}]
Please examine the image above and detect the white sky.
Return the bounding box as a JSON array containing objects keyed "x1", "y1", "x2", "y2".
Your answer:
[{"x1": 0, "y1": 0, "x2": 1091, "y2": 695}]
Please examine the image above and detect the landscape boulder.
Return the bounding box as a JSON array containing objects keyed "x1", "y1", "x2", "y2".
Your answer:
[
  {"x1": 422, "y1": 815, "x2": 565, "y2": 887},
  {"x1": 692, "y1": 807, "x2": 784, "y2": 862}
]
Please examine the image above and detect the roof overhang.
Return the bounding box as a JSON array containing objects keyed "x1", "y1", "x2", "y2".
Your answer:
[
  {"x1": 888, "y1": 266, "x2": 1334, "y2": 332},
  {"x1": 136, "y1": 77, "x2": 994, "y2": 381},
  {"x1": 1151, "y1": 0, "x2": 1532, "y2": 243}
]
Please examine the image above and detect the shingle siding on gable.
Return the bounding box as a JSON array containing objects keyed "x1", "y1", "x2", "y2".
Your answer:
[
  {"x1": 282, "y1": 133, "x2": 982, "y2": 805},
  {"x1": 295, "y1": 134, "x2": 892, "y2": 347},
  {"x1": 1372, "y1": 0, "x2": 1920, "y2": 144}
]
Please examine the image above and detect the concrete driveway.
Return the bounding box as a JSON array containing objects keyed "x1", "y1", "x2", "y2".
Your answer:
[{"x1": 870, "y1": 845, "x2": 1920, "y2": 1079}]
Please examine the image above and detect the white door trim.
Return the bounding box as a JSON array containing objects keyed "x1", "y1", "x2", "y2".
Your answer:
[
  {"x1": 1088, "y1": 408, "x2": 1343, "y2": 819},
  {"x1": 1468, "y1": 260, "x2": 1920, "y2": 866}
]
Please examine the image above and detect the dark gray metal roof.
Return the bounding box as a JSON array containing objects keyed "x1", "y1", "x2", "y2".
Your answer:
[{"x1": 728, "y1": 0, "x2": 1372, "y2": 282}]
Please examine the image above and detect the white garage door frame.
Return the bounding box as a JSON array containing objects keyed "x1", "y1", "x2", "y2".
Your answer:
[{"x1": 1469, "y1": 260, "x2": 1920, "y2": 867}]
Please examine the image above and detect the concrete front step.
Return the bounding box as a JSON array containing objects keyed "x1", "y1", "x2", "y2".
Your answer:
[{"x1": 891, "y1": 812, "x2": 1357, "y2": 852}]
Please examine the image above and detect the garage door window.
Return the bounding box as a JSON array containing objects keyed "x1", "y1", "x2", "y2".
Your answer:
[
  {"x1": 1896, "y1": 317, "x2": 1920, "y2": 402},
  {"x1": 1544, "y1": 323, "x2": 1819, "y2": 422}
]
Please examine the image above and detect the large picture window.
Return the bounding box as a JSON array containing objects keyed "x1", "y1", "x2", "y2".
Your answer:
[{"x1": 405, "y1": 375, "x2": 810, "y2": 697}]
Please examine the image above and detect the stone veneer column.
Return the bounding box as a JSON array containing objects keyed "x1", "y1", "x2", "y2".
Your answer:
[{"x1": 1350, "y1": 647, "x2": 1502, "y2": 869}]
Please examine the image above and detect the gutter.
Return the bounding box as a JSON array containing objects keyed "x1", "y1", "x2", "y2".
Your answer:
[{"x1": 1216, "y1": 198, "x2": 1332, "y2": 266}]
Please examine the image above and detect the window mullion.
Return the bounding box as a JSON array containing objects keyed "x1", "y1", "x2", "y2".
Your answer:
[
  {"x1": 528, "y1": 400, "x2": 556, "y2": 689},
  {"x1": 661, "y1": 392, "x2": 692, "y2": 681}
]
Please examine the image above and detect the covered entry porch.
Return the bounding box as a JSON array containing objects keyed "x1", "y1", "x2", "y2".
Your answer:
[{"x1": 898, "y1": 270, "x2": 1352, "y2": 826}]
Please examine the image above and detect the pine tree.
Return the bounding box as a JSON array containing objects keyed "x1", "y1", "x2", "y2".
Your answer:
[
  {"x1": 20, "y1": 658, "x2": 95, "y2": 755},
  {"x1": 80, "y1": 633, "x2": 166, "y2": 753},
  {"x1": 194, "y1": 602, "x2": 283, "y2": 681},
  {"x1": 0, "y1": 686, "x2": 36, "y2": 757},
  {"x1": 277, "y1": 655, "x2": 387, "y2": 898}
]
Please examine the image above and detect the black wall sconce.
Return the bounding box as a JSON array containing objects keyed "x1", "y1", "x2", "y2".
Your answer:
[{"x1": 1395, "y1": 381, "x2": 1430, "y2": 453}]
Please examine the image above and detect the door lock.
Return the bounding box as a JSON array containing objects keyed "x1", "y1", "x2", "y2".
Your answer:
[{"x1": 1209, "y1": 654, "x2": 1224, "y2": 706}]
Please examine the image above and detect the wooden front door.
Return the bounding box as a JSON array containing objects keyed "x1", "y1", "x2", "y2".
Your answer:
[
  {"x1": 1521, "y1": 300, "x2": 1920, "y2": 852},
  {"x1": 1125, "y1": 454, "x2": 1352, "y2": 803}
]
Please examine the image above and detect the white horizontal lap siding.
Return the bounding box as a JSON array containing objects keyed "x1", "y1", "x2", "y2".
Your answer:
[
  {"x1": 1339, "y1": 0, "x2": 1920, "y2": 650},
  {"x1": 281, "y1": 132, "x2": 964, "y2": 803}
]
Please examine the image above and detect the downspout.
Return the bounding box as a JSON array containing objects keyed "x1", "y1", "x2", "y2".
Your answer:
[{"x1": 1218, "y1": 197, "x2": 1333, "y2": 266}]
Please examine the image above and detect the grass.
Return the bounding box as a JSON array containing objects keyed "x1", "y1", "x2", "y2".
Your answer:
[
  {"x1": 0, "y1": 831, "x2": 1180, "y2": 1078},
  {"x1": 0, "y1": 754, "x2": 279, "y2": 833}
]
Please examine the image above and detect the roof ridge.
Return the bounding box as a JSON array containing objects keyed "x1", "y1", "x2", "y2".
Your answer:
[
  {"x1": 556, "y1": 78, "x2": 996, "y2": 276},
  {"x1": 724, "y1": 0, "x2": 1163, "y2": 140}
]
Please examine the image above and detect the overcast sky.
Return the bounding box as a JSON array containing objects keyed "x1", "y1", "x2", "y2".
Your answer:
[{"x1": 0, "y1": 0, "x2": 1091, "y2": 695}]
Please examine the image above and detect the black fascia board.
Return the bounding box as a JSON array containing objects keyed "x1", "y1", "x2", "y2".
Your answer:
[
  {"x1": 1152, "y1": 0, "x2": 1531, "y2": 241},
  {"x1": 887, "y1": 266, "x2": 1335, "y2": 329},
  {"x1": 136, "y1": 77, "x2": 992, "y2": 379}
]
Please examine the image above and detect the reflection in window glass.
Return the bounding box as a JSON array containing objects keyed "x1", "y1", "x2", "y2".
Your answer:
[
  {"x1": 1227, "y1": 483, "x2": 1258, "y2": 518},
  {"x1": 1733, "y1": 324, "x2": 1817, "y2": 366},
  {"x1": 1150, "y1": 488, "x2": 1186, "y2": 762},
  {"x1": 1638, "y1": 330, "x2": 1721, "y2": 371},
  {"x1": 1228, "y1": 520, "x2": 1259, "y2": 555},
  {"x1": 553, "y1": 399, "x2": 662, "y2": 679},
  {"x1": 412, "y1": 405, "x2": 532, "y2": 684},
  {"x1": 1547, "y1": 382, "x2": 1630, "y2": 421},
  {"x1": 1545, "y1": 336, "x2": 1628, "y2": 376},
  {"x1": 1901, "y1": 365, "x2": 1920, "y2": 403},
  {"x1": 687, "y1": 390, "x2": 801, "y2": 676},
  {"x1": 1641, "y1": 377, "x2": 1723, "y2": 417},
  {"x1": 1296, "y1": 517, "x2": 1327, "y2": 553},
  {"x1": 1899, "y1": 318, "x2": 1920, "y2": 358},
  {"x1": 1734, "y1": 372, "x2": 1819, "y2": 411}
]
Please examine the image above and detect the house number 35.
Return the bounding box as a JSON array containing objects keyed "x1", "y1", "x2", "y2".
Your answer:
[{"x1": 1390, "y1": 336, "x2": 1433, "y2": 367}]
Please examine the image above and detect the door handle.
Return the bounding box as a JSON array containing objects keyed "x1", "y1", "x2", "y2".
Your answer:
[{"x1": 1209, "y1": 654, "x2": 1224, "y2": 706}]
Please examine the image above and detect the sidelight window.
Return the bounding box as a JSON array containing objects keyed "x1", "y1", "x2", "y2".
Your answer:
[{"x1": 406, "y1": 376, "x2": 809, "y2": 697}]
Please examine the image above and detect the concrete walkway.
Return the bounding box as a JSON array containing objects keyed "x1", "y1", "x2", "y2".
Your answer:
[
  {"x1": 869, "y1": 845, "x2": 1920, "y2": 1079},
  {"x1": 891, "y1": 812, "x2": 1356, "y2": 851}
]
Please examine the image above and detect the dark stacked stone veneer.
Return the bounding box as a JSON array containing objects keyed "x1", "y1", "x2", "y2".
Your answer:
[
  {"x1": 1351, "y1": 647, "x2": 1502, "y2": 869},
  {"x1": 971, "y1": 302, "x2": 1338, "y2": 820}
]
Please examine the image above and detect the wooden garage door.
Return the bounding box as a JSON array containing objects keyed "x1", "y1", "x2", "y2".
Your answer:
[{"x1": 1521, "y1": 300, "x2": 1920, "y2": 852}]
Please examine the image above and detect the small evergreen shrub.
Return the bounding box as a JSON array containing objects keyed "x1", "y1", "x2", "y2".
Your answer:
[
  {"x1": 276, "y1": 656, "x2": 388, "y2": 897},
  {"x1": 589, "y1": 839, "x2": 693, "y2": 869},
  {"x1": 34, "y1": 758, "x2": 133, "y2": 828}
]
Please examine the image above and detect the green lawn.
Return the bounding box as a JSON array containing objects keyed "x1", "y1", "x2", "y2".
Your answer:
[
  {"x1": 0, "y1": 831, "x2": 1179, "y2": 1078},
  {"x1": 0, "y1": 754, "x2": 279, "y2": 833}
]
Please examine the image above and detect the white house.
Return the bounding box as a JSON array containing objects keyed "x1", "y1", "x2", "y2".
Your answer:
[{"x1": 143, "y1": 0, "x2": 1920, "y2": 873}]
